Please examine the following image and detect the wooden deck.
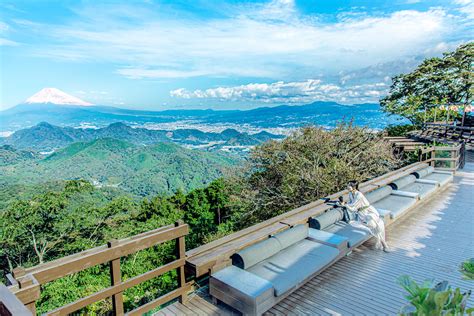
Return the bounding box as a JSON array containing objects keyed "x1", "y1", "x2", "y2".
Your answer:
[{"x1": 157, "y1": 157, "x2": 474, "y2": 315}]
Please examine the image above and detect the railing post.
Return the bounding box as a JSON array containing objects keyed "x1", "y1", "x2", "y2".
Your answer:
[
  {"x1": 174, "y1": 221, "x2": 188, "y2": 305},
  {"x1": 108, "y1": 240, "x2": 124, "y2": 316},
  {"x1": 12, "y1": 267, "x2": 38, "y2": 315},
  {"x1": 431, "y1": 148, "x2": 435, "y2": 167}
]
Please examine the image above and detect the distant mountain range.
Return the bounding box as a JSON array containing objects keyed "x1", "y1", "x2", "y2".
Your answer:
[
  {"x1": 0, "y1": 122, "x2": 284, "y2": 152},
  {"x1": 0, "y1": 139, "x2": 239, "y2": 197},
  {"x1": 1, "y1": 88, "x2": 406, "y2": 133}
]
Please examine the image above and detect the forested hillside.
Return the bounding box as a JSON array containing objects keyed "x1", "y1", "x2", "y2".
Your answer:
[{"x1": 0, "y1": 139, "x2": 239, "y2": 201}]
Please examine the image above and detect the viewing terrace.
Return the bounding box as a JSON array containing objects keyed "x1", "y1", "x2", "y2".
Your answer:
[
  {"x1": 158, "y1": 152, "x2": 474, "y2": 315},
  {"x1": 2, "y1": 148, "x2": 473, "y2": 315}
]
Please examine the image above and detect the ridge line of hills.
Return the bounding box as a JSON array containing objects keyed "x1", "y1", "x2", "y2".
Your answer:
[
  {"x1": 0, "y1": 121, "x2": 285, "y2": 152},
  {"x1": 1, "y1": 100, "x2": 405, "y2": 133}
]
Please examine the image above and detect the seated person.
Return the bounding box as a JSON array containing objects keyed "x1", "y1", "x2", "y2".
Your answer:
[{"x1": 341, "y1": 181, "x2": 392, "y2": 253}]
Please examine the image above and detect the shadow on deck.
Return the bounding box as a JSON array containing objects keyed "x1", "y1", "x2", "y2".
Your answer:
[{"x1": 157, "y1": 158, "x2": 474, "y2": 315}]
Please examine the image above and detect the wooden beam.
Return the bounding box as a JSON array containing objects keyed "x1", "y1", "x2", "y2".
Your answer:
[{"x1": 23, "y1": 224, "x2": 176, "y2": 277}]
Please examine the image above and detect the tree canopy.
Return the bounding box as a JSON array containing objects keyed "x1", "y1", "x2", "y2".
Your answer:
[{"x1": 380, "y1": 42, "x2": 473, "y2": 125}]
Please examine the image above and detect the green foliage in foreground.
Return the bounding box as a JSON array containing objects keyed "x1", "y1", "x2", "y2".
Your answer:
[
  {"x1": 0, "y1": 124, "x2": 402, "y2": 314},
  {"x1": 460, "y1": 258, "x2": 474, "y2": 280},
  {"x1": 381, "y1": 43, "x2": 473, "y2": 125},
  {"x1": 398, "y1": 275, "x2": 473, "y2": 315}
]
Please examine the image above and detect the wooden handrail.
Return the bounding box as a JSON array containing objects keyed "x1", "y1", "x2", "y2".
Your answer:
[{"x1": 5, "y1": 222, "x2": 190, "y2": 315}]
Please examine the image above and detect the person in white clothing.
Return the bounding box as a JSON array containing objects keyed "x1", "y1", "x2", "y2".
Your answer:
[{"x1": 341, "y1": 180, "x2": 391, "y2": 253}]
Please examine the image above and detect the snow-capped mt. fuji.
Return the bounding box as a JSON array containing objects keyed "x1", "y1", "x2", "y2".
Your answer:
[{"x1": 25, "y1": 88, "x2": 93, "y2": 106}]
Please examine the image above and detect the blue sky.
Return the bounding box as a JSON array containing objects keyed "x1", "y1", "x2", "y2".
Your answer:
[{"x1": 0, "y1": 0, "x2": 472, "y2": 110}]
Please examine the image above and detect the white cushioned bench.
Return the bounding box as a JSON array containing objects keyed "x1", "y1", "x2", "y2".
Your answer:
[
  {"x1": 209, "y1": 166, "x2": 454, "y2": 315},
  {"x1": 210, "y1": 225, "x2": 341, "y2": 315},
  {"x1": 413, "y1": 166, "x2": 454, "y2": 187}
]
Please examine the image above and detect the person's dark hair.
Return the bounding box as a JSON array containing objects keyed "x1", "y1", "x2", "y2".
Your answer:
[{"x1": 347, "y1": 180, "x2": 359, "y2": 190}]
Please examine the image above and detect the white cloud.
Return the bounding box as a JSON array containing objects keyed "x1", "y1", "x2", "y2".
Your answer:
[
  {"x1": 454, "y1": 0, "x2": 474, "y2": 19},
  {"x1": 21, "y1": 2, "x2": 461, "y2": 80},
  {"x1": 170, "y1": 80, "x2": 388, "y2": 104},
  {"x1": 0, "y1": 21, "x2": 19, "y2": 46}
]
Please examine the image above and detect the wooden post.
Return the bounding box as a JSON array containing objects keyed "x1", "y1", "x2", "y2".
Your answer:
[
  {"x1": 17, "y1": 274, "x2": 38, "y2": 315},
  {"x1": 431, "y1": 148, "x2": 435, "y2": 167},
  {"x1": 108, "y1": 240, "x2": 124, "y2": 316},
  {"x1": 174, "y1": 221, "x2": 187, "y2": 305}
]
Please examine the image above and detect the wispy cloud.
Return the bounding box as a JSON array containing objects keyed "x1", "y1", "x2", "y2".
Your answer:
[
  {"x1": 17, "y1": 0, "x2": 462, "y2": 80},
  {"x1": 2, "y1": 0, "x2": 472, "y2": 106},
  {"x1": 0, "y1": 21, "x2": 19, "y2": 46},
  {"x1": 170, "y1": 80, "x2": 389, "y2": 104}
]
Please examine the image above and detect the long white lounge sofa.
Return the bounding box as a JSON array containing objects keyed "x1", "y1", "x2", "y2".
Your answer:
[
  {"x1": 209, "y1": 166, "x2": 453, "y2": 315},
  {"x1": 210, "y1": 224, "x2": 347, "y2": 315}
]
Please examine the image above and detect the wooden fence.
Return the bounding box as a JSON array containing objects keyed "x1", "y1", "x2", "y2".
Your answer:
[
  {"x1": 418, "y1": 143, "x2": 465, "y2": 171},
  {"x1": 1, "y1": 221, "x2": 189, "y2": 316}
]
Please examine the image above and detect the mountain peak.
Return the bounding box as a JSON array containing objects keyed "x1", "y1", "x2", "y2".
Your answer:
[{"x1": 25, "y1": 88, "x2": 93, "y2": 106}]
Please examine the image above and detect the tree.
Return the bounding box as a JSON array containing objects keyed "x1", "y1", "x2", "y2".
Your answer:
[
  {"x1": 234, "y1": 123, "x2": 400, "y2": 223},
  {"x1": 380, "y1": 42, "x2": 473, "y2": 125}
]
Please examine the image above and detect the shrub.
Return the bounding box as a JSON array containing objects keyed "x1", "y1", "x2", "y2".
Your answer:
[
  {"x1": 398, "y1": 275, "x2": 473, "y2": 315},
  {"x1": 233, "y1": 123, "x2": 401, "y2": 223},
  {"x1": 385, "y1": 124, "x2": 418, "y2": 137},
  {"x1": 460, "y1": 258, "x2": 474, "y2": 280}
]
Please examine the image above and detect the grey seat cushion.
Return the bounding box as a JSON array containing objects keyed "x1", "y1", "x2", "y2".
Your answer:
[
  {"x1": 365, "y1": 186, "x2": 393, "y2": 204},
  {"x1": 248, "y1": 239, "x2": 339, "y2": 296},
  {"x1": 400, "y1": 182, "x2": 437, "y2": 199},
  {"x1": 375, "y1": 208, "x2": 392, "y2": 224},
  {"x1": 324, "y1": 222, "x2": 370, "y2": 247},
  {"x1": 372, "y1": 195, "x2": 417, "y2": 219},
  {"x1": 308, "y1": 228, "x2": 349, "y2": 249},
  {"x1": 233, "y1": 237, "x2": 282, "y2": 269},
  {"x1": 211, "y1": 265, "x2": 274, "y2": 298},
  {"x1": 391, "y1": 174, "x2": 417, "y2": 190},
  {"x1": 413, "y1": 166, "x2": 434, "y2": 178},
  {"x1": 309, "y1": 209, "x2": 344, "y2": 230},
  {"x1": 272, "y1": 224, "x2": 308, "y2": 249},
  {"x1": 421, "y1": 172, "x2": 453, "y2": 186}
]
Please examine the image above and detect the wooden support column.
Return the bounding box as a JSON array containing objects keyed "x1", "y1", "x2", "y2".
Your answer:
[
  {"x1": 175, "y1": 221, "x2": 188, "y2": 305},
  {"x1": 16, "y1": 274, "x2": 38, "y2": 315},
  {"x1": 108, "y1": 240, "x2": 124, "y2": 316}
]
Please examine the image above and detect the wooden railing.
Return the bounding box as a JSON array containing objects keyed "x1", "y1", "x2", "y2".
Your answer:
[
  {"x1": 2, "y1": 221, "x2": 189, "y2": 315},
  {"x1": 413, "y1": 123, "x2": 474, "y2": 144},
  {"x1": 419, "y1": 143, "x2": 465, "y2": 171}
]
